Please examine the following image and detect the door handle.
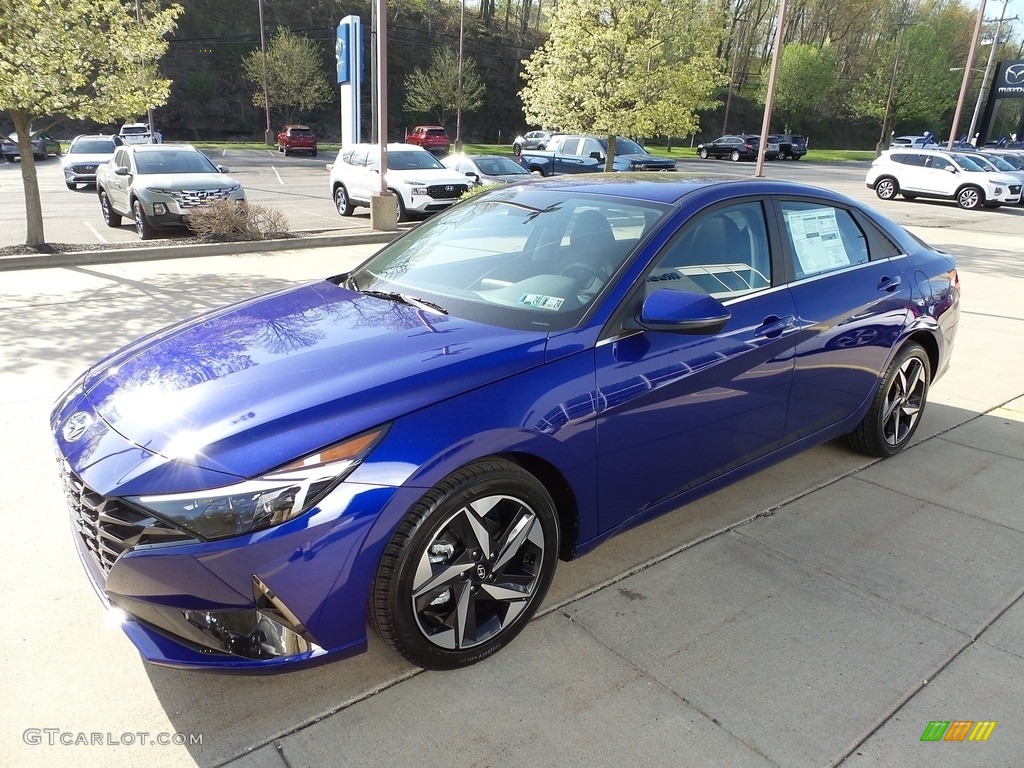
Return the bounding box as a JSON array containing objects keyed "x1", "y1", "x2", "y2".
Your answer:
[
  {"x1": 878, "y1": 275, "x2": 902, "y2": 292},
  {"x1": 755, "y1": 314, "x2": 795, "y2": 338}
]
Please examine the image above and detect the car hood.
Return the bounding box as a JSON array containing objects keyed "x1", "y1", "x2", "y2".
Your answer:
[
  {"x1": 74, "y1": 281, "x2": 547, "y2": 483},
  {"x1": 386, "y1": 168, "x2": 469, "y2": 186},
  {"x1": 616, "y1": 153, "x2": 675, "y2": 164},
  {"x1": 137, "y1": 173, "x2": 241, "y2": 189},
  {"x1": 62, "y1": 152, "x2": 114, "y2": 166}
]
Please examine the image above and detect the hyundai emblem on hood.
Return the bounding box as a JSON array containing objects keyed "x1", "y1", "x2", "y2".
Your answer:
[{"x1": 62, "y1": 412, "x2": 92, "y2": 442}]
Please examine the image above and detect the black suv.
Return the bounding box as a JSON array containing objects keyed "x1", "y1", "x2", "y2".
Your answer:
[{"x1": 775, "y1": 134, "x2": 807, "y2": 160}]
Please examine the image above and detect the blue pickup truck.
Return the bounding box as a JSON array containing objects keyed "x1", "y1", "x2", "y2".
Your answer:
[{"x1": 518, "y1": 135, "x2": 676, "y2": 176}]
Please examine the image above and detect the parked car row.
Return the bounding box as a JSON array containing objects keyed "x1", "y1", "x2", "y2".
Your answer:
[
  {"x1": 2, "y1": 131, "x2": 62, "y2": 160},
  {"x1": 696, "y1": 134, "x2": 805, "y2": 161},
  {"x1": 866, "y1": 147, "x2": 1024, "y2": 210}
]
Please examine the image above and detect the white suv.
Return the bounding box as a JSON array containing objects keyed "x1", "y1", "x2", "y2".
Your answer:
[
  {"x1": 866, "y1": 148, "x2": 1022, "y2": 209},
  {"x1": 330, "y1": 143, "x2": 471, "y2": 222}
]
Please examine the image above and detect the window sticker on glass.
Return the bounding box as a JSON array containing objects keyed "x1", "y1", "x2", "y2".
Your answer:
[
  {"x1": 518, "y1": 293, "x2": 564, "y2": 311},
  {"x1": 784, "y1": 207, "x2": 851, "y2": 274}
]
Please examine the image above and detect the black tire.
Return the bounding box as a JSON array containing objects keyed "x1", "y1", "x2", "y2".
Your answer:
[
  {"x1": 845, "y1": 343, "x2": 930, "y2": 457},
  {"x1": 512, "y1": 143, "x2": 523, "y2": 156},
  {"x1": 283, "y1": 147, "x2": 291, "y2": 157},
  {"x1": 874, "y1": 176, "x2": 898, "y2": 200},
  {"x1": 312, "y1": 150, "x2": 318, "y2": 157},
  {"x1": 371, "y1": 459, "x2": 560, "y2": 670},
  {"x1": 133, "y1": 199, "x2": 156, "y2": 240},
  {"x1": 956, "y1": 186, "x2": 982, "y2": 210},
  {"x1": 391, "y1": 188, "x2": 408, "y2": 223},
  {"x1": 99, "y1": 190, "x2": 121, "y2": 227},
  {"x1": 902, "y1": 193, "x2": 917, "y2": 200},
  {"x1": 730, "y1": 149, "x2": 741, "y2": 162},
  {"x1": 529, "y1": 166, "x2": 546, "y2": 177},
  {"x1": 792, "y1": 154, "x2": 802, "y2": 160},
  {"x1": 333, "y1": 184, "x2": 354, "y2": 216},
  {"x1": 698, "y1": 147, "x2": 709, "y2": 159},
  {"x1": 778, "y1": 150, "x2": 789, "y2": 160}
]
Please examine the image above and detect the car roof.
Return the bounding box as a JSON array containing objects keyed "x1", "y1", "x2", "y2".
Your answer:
[
  {"x1": 344, "y1": 142, "x2": 429, "y2": 152},
  {"x1": 72, "y1": 134, "x2": 116, "y2": 141},
  {"x1": 123, "y1": 143, "x2": 199, "y2": 153},
  {"x1": 519, "y1": 173, "x2": 854, "y2": 207}
]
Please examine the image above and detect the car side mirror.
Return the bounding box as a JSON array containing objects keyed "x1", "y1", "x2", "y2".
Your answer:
[
  {"x1": 114, "y1": 166, "x2": 130, "y2": 176},
  {"x1": 465, "y1": 171, "x2": 479, "y2": 182},
  {"x1": 630, "y1": 288, "x2": 731, "y2": 334},
  {"x1": 946, "y1": 166, "x2": 957, "y2": 174},
  {"x1": 217, "y1": 165, "x2": 230, "y2": 173},
  {"x1": 589, "y1": 151, "x2": 604, "y2": 161}
]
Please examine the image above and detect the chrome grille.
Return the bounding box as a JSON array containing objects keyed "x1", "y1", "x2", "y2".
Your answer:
[
  {"x1": 69, "y1": 163, "x2": 99, "y2": 173},
  {"x1": 169, "y1": 188, "x2": 235, "y2": 208},
  {"x1": 426, "y1": 184, "x2": 467, "y2": 200},
  {"x1": 59, "y1": 461, "x2": 195, "y2": 576}
]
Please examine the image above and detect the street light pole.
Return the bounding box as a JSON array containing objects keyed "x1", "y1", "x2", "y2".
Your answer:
[
  {"x1": 947, "y1": 0, "x2": 988, "y2": 149},
  {"x1": 258, "y1": 0, "x2": 273, "y2": 145},
  {"x1": 455, "y1": 0, "x2": 465, "y2": 153},
  {"x1": 878, "y1": 22, "x2": 909, "y2": 156},
  {"x1": 134, "y1": 0, "x2": 156, "y2": 141},
  {"x1": 754, "y1": 0, "x2": 788, "y2": 178},
  {"x1": 968, "y1": 0, "x2": 1015, "y2": 146}
]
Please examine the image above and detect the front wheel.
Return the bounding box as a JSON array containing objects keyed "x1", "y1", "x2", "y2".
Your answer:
[
  {"x1": 730, "y1": 150, "x2": 741, "y2": 162},
  {"x1": 777, "y1": 150, "x2": 789, "y2": 161},
  {"x1": 371, "y1": 459, "x2": 560, "y2": 670},
  {"x1": 698, "y1": 147, "x2": 708, "y2": 159},
  {"x1": 956, "y1": 186, "x2": 982, "y2": 210},
  {"x1": 845, "y1": 343, "x2": 930, "y2": 457},
  {"x1": 133, "y1": 199, "x2": 156, "y2": 240},
  {"x1": 874, "y1": 177, "x2": 898, "y2": 200},
  {"x1": 512, "y1": 143, "x2": 523, "y2": 156}
]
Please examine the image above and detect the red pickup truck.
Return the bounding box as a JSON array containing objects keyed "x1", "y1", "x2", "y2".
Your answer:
[{"x1": 406, "y1": 125, "x2": 450, "y2": 154}]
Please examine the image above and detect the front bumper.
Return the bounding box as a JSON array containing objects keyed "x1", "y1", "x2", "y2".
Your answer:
[
  {"x1": 62, "y1": 455, "x2": 403, "y2": 670},
  {"x1": 140, "y1": 189, "x2": 246, "y2": 227}
]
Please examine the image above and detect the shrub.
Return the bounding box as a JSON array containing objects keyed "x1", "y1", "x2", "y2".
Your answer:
[{"x1": 186, "y1": 200, "x2": 290, "y2": 241}]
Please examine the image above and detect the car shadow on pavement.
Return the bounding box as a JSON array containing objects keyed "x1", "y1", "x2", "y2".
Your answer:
[{"x1": 139, "y1": 399, "x2": 1019, "y2": 768}]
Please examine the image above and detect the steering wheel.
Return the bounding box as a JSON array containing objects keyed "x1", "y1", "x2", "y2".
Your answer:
[{"x1": 559, "y1": 261, "x2": 605, "y2": 285}]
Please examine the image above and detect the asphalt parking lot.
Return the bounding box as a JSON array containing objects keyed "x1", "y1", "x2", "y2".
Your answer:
[{"x1": 1, "y1": 166, "x2": 1022, "y2": 768}]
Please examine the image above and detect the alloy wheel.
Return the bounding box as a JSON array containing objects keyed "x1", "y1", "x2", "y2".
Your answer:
[{"x1": 881, "y1": 355, "x2": 926, "y2": 448}]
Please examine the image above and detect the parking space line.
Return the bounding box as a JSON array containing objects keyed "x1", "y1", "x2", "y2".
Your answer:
[
  {"x1": 272, "y1": 167, "x2": 285, "y2": 185},
  {"x1": 84, "y1": 222, "x2": 107, "y2": 243}
]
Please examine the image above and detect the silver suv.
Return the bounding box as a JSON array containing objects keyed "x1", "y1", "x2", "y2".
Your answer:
[
  {"x1": 866, "y1": 148, "x2": 1021, "y2": 209},
  {"x1": 329, "y1": 143, "x2": 470, "y2": 222}
]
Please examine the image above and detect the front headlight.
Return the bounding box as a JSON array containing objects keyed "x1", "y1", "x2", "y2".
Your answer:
[{"x1": 127, "y1": 426, "x2": 388, "y2": 540}]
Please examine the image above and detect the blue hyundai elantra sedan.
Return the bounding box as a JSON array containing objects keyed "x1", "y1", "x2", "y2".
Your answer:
[{"x1": 51, "y1": 175, "x2": 960, "y2": 672}]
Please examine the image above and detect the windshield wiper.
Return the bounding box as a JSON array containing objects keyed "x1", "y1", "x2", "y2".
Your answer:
[{"x1": 360, "y1": 289, "x2": 448, "y2": 315}]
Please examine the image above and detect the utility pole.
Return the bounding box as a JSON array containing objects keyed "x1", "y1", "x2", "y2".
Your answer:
[
  {"x1": 947, "y1": 0, "x2": 989, "y2": 149},
  {"x1": 455, "y1": 0, "x2": 466, "y2": 153},
  {"x1": 968, "y1": 0, "x2": 1016, "y2": 145},
  {"x1": 258, "y1": 0, "x2": 273, "y2": 145},
  {"x1": 755, "y1": 0, "x2": 788, "y2": 178},
  {"x1": 722, "y1": 16, "x2": 745, "y2": 135},
  {"x1": 878, "y1": 22, "x2": 909, "y2": 156},
  {"x1": 134, "y1": 0, "x2": 156, "y2": 141}
]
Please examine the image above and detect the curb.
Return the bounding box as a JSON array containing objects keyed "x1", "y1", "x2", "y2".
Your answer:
[{"x1": 0, "y1": 228, "x2": 403, "y2": 272}]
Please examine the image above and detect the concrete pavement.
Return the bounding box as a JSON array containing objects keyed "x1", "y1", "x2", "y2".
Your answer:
[{"x1": 1, "y1": 221, "x2": 1021, "y2": 768}]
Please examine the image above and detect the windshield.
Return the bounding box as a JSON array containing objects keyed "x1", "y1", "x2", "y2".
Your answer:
[
  {"x1": 346, "y1": 186, "x2": 671, "y2": 331},
  {"x1": 950, "y1": 154, "x2": 990, "y2": 172},
  {"x1": 135, "y1": 149, "x2": 219, "y2": 174},
  {"x1": 475, "y1": 157, "x2": 529, "y2": 176},
  {"x1": 977, "y1": 154, "x2": 1014, "y2": 171},
  {"x1": 995, "y1": 153, "x2": 1024, "y2": 169},
  {"x1": 387, "y1": 150, "x2": 445, "y2": 171},
  {"x1": 70, "y1": 140, "x2": 114, "y2": 154},
  {"x1": 613, "y1": 138, "x2": 647, "y2": 155}
]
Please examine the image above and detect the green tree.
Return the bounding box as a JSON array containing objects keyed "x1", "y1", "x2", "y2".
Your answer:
[
  {"x1": 404, "y1": 47, "x2": 487, "y2": 128},
  {"x1": 0, "y1": 0, "x2": 182, "y2": 246},
  {"x1": 242, "y1": 28, "x2": 333, "y2": 127},
  {"x1": 756, "y1": 42, "x2": 837, "y2": 130},
  {"x1": 520, "y1": 0, "x2": 725, "y2": 170},
  {"x1": 850, "y1": 23, "x2": 962, "y2": 137}
]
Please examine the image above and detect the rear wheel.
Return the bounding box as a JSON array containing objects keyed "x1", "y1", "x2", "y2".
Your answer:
[
  {"x1": 845, "y1": 343, "x2": 930, "y2": 457},
  {"x1": 956, "y1": 186, "x2": 983, "y2": 210},
  {"x1": 730, "y1": 150, "x2": 741, "y2": 162},
  {"x1": 778, "y1": 150, "x2": 789, "y2": 160},
  {"x1": 333, "y1": 185, "x2": 354, "y2": 216},
  {"x1": 874, "y1": 177, "x2": 898, "y2": 200},
  {"x1": 283, "y1": 147, "x2": 291, "y2": 157},
  {"x1": 371, "y1": 459, "x2": 559, "y2": 670},
  {"x1": 99, "y1": 190, "x2": 121, "y2": 227},
  {"x1": 512, "y1": 143, "x2": 523, "y2": 156}
]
